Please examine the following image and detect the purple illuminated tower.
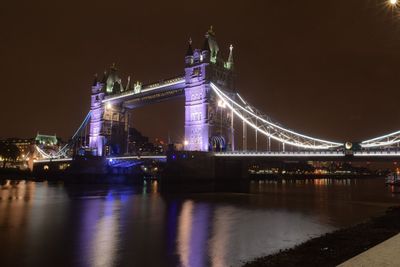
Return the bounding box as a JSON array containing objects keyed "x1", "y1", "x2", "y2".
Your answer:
[
  {"x1": 89, "y1": 65, "x2": 130, "y2": 156},
  {"x1": 89, "y1": 75, "x2": 106, "y2": 156},
  {"x1": 184, "y1": 27, "x2": 235, "y2": 152}
]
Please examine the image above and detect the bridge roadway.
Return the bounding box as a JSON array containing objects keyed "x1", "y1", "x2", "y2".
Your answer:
[
  {"x1": 213, "y1": 151, "x2": 400, "y2": 161},
  {"x1": 32, "y1": 151, "x2": 400, "y2": 181},
  {"x1": 34, "y1": 150, "x2": 400, "y2": 164},
  {"x1": 34, "y1": 155, "x2": 167, "y2": 164}
]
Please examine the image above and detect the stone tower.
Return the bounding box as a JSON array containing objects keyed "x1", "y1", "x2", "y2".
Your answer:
[
  {"x1": 89, "y1": 66, "x2": 130, "y2": 156},
  {"x1": 89, "y1": 74, "x2": 106, "y2": 156},
  {"x1": 184, "y1": 27, "x2": 235, "y2": 152}
]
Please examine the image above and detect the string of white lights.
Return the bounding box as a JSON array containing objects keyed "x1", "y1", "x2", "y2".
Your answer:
[
  {"x1": 210, "y1": 83, "x2": 343, "y2": 149},
  {"x1": 35, "y1": 145, "x2": 54, "y2": 159},
  {"x1": 360, "y1": 130, "x2": 400, "y2": 148}
]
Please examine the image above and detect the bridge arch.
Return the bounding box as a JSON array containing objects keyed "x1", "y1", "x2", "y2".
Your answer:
[{"x1": 209, "y1": 136, "x2": 226, "y2": 152}]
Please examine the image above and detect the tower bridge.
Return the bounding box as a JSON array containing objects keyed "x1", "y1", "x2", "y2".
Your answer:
[
  {"x1": 33, "y1": 27, "x2": 400, "y2": 167},
  {"x1": 88, "y1": 27, "x2": 235, "y2": 156}
]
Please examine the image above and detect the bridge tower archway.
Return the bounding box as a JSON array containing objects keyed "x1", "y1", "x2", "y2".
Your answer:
[{"x1": 209, "y1": 136, "x2": 226, "y2": 152}]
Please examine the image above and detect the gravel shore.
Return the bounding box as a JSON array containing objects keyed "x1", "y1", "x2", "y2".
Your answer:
[{"x1": 243, "y1": 206, "x2": 400, "y2": 267}]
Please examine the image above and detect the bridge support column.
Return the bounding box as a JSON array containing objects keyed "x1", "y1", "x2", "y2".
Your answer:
[{"x1": 243, "y1": 120, "x2": 247, "y2": 151}]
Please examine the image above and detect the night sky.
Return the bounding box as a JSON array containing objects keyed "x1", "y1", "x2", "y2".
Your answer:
[{"x1": 2, "y1": 0, "x2": 400, "y2": 146}]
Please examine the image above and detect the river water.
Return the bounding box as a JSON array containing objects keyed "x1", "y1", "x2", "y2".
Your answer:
[{"x1": 0, "y1": 178, "x2": 398, "y2": 267}]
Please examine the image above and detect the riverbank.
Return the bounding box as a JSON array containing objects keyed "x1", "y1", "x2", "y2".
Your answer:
[
  {"x1": 243, "y1": 206, "x2": 400, "y2": 267},
  {"x1": 0, "y1": 168, "x2": 33, "y2": 179}
]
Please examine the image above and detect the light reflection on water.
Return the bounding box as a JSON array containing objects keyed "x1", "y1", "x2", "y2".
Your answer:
[{"x1": 0, "y1": 178, "x2": 398, "y2": 267}]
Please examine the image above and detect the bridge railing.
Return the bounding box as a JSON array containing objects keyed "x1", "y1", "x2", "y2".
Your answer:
[{"x1": 354, "y1": 151, "x2": 400, "y2": 156}]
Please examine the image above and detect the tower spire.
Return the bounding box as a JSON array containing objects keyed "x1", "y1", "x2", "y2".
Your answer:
[
  {"x1": 202, "y1": 32, "x2": 210, "y2": 51},
  {"x1": 203, "y1": 26, "x2": 218, "y2": 63},
  {"x1": 110, "y1": 62, "x2": 117, "y2": 71},
  {"x1": 92, "y1": 73, "x2": 98, "y2": 86},
  {"x1": 126, "y1": 76, "x2": 131, "y2": 91},
  {"x1": 208, "y1": 25, "x2": 215, "y2": 36},
  {"x1": 226, "y1": 44, "x2": 234, "y2": 70},
  {"x1": 186, "y1": 37, "x2": 193, "y2": 56},
  {"x1": 101, "y1": 70, "x2": 107, "y2": 84}
]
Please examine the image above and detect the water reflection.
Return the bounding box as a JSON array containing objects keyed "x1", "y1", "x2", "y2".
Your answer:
[
  {"x1": 0, "y1": 178, "x2": 398, "y2": 267},
  {"x1": 91, "y1": 194, "x2": 120, "y2": 267},
  {"x1": 177, "y1": 201, "x2": 211, "y2": 267},
  {"x1": 209, "y1": 206, "x2": 233, "y2": 267},
  {"x1": 177, "y1": 200, "x2": 193, "y2": 267},
  {"x1": 173, "y1": 199, "x2": 335, "y2": 267}
]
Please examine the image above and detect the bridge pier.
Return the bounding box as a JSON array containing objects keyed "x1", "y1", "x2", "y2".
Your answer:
[{"x1": 162, "y1": 151, "x2": 249, "y2": 183}]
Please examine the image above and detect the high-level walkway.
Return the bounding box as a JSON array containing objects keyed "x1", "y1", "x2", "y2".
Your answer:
[{"x1": 338, "y1": 233, "x2": 400, "y2": 266}]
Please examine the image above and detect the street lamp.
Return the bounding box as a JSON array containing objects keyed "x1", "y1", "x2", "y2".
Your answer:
[{"x1": 217, "y1": 99, "x2": 226, "y2": 108}]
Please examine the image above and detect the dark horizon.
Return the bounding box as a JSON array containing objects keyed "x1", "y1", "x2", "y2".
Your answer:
[{"x1": 2, "y1": 0, "x2": 400, "y2": 144}]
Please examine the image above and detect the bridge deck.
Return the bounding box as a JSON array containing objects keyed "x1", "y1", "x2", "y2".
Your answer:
[
  {"x1": 34, "y1": 155, "x2": 166, "y2": 164},
  {"x1": 103, "y1": 76, "x2": 185, "y2": 107},
  {"x1": 214, "y1": 151, "x2": 400, "y2": 161}
]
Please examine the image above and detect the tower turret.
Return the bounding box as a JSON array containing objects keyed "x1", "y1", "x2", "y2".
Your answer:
[
  {"x1": 105, "y1": 63, "x2": 120, "y2": 94},
  {"x1": 226, "y1": 44, "x2": 234, "y2": 70},
  {"x1": 101, "y1": 70, "x2": 107, "y2": 84},
  {"x1": 205, "y1": 26, "x2": 219, "y2": 63},
  {"x1": 185, "y1": 38, "x2": 194, "y2": 65},
  {"x1": 201, "y1": 34, "x2": 210, "y2": 62},
  {"x1": 126, "y1": 76, "x2": 131, "y2": 91},
  {"x1": 92, "y1": 73, "x2": 98, "y2": 86}
]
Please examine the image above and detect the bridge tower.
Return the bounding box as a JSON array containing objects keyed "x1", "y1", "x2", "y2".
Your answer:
[
  {"x1": 184, "y1": 27, "x2": 235, "y2": 152},
  {"x1": 89, "y1": 74, "x2": 106, "y2": 156},
  {"x1": 89, "y1": 65, "x2": 130, "y2": 156}
]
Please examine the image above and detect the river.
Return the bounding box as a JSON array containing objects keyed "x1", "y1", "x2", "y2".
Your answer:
[{"x1": 0, "y1": 178, "x2": 398, "y2": 267}]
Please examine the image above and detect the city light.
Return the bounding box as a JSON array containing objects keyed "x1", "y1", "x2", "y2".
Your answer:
[
  {"x1": 184, "y1": 140, "x2": 189, "y2": 146},
  {"x1": 390, "y1": 0, "x2": 398, "y2": 5},
  {"x1": 217, "y1": 99, "x2": 226, "y2": 108},
  {"x1": 106, "y1": 103, "x2": 112, "y2": 110}
]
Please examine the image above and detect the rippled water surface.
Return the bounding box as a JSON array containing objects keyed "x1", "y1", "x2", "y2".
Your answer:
[{"x1": 0, "y1": 178, "x2": 398, "y2": 267}]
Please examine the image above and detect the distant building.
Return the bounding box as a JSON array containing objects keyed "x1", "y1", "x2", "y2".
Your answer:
[
  {"x1": 0, "y1": 138, "x2": 34, "y2": 169},
  {"x1": 35, "y1": 134, "x2": 59, "y2": 146},
  {"x1": 126, "y1": 128, "x2": 164, "y2": 155},
  {"x1": 34, "y1": 133, "x2": 65, "y2": 158},
  {"x1": 0, "y1": 138, "x2": 34, "y2": 160}
]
